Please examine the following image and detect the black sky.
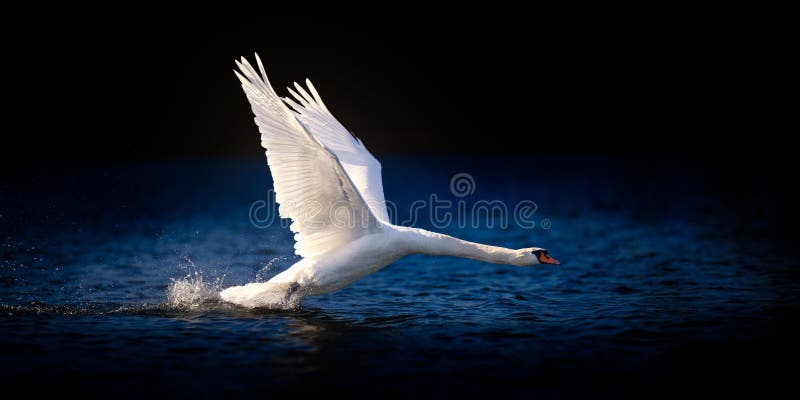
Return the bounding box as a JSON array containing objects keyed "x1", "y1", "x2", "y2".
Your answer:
[
  {"x1": 4, "y1": 9, "x2": 786, "y2": 169},
  {"x1": 1, "y1": 9, "x2": 796, "y2": 242}
]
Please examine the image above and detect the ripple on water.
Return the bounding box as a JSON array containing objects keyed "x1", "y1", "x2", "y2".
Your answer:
[{"x1": 0, "y1": 159, "x2": 796, "y2": 396}]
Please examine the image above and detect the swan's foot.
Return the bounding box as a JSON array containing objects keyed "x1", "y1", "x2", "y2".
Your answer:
[
  {"x1": 285, "y1": 282, "x2": 301, "y2": 301},
  {"x1": 220, "y1": 281, "x2": 303, "y2": 309}
]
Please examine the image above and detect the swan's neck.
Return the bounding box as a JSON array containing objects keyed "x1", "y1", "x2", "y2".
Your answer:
[{"x1": 401, "y1": 227, "x2": 518, "y2": 265}]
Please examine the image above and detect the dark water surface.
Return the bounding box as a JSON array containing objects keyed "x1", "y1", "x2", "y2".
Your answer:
[{"x1": 1, "y1": 158, "x2": 797, "y2": 398}]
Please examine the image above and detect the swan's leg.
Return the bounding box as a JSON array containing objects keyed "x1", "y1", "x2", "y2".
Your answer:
[
  {"x1": 220, "y1": 281, "x2": 304, "y2": 308},
  {"x1": 220, "y1": 259, "x2": 311, "y2": 307},
  {"x1": 284, "y1": 282, "x2": 301, "y2": 302}
]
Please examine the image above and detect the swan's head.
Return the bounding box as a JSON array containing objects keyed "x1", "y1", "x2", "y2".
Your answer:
[{"x1": 513, "y1": 247, "x2": 560, "y2": 266}]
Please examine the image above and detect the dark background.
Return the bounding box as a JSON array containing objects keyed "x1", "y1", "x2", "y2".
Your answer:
[
  {"x1": 5, "y1": 8, "x2": 795, "y2": 234},
  {"x1": 5, "y1": 9, "x2": 787, "y2": 162},
  {"x1": 2, "y1": 9, "x2": 798, "y2": 398}
]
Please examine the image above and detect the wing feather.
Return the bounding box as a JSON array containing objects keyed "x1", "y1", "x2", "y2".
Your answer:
[
  {"x1": 235, "y1": 54, "x2": 381, "y2": 258},
  {"x1": 282, "y1": 78, "x2": 391, "y2": 223}
]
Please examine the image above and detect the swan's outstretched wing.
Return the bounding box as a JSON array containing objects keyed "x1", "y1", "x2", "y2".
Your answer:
[
  {"x1": 235, "y1": 55, "x2": 381, "y2": 258},
  {"x1": 282, "y1": 80, "x2": 390, "y2": 223}
]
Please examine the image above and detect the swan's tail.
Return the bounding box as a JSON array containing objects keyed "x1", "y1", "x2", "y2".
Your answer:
[{"x1": 219, "y1": 281, "x2": 304, "y2": 309}]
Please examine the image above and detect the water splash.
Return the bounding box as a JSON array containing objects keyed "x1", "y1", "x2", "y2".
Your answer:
[
  {"x1": 166, "y1": 257, "x2": 223, "y2": 310},
  {"x1": 165, "y1": 257, "x2": 303, "y2": 311},
  {"x1": 255, "y1": 257, "x2": 285, "y2": 282}
]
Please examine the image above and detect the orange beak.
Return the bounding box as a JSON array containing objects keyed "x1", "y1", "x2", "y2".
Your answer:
[{"x1": 539, "y1": 253, "x2": 560, "y2": 265}]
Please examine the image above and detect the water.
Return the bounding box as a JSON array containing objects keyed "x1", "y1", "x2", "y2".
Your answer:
[{"x1": 1, "y1": 158, "x2": 797, "y2": 398}]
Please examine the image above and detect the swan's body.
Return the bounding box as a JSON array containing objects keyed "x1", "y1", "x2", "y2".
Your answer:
[{"x1": 220, "y1": 54, "x2": 559, "y2": 308}]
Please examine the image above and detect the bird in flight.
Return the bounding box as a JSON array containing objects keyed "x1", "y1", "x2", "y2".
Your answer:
[{"x1": 220, "y1": 54, "x2": 559, "y2": 308}]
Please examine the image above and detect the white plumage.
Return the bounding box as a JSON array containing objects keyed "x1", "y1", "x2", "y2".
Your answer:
[
  {"x1": 220, "y1": 54, "x2": 558, "y2": 308},
  {"x1": 234, "y1": 55, "x2": 381, "y2": 258}
]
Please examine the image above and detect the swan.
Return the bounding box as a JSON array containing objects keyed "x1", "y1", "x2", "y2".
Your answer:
[{"x1": 220, "y1": 54, "x2": 560, "y2": 308}]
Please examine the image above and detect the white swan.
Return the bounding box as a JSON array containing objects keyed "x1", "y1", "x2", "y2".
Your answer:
[{"x1": 220, "y1": 54, "x2": 559, "y2": 308}]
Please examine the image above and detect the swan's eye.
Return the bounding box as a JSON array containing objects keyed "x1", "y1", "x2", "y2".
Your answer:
[{"x1": 531, "y1": 249, "x2": 548, "y2": 256}]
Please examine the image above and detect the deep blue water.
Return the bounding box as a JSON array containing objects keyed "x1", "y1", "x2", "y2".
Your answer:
[{"x1": 1, "y1": 158, "x2": 797, "y2": 398}]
